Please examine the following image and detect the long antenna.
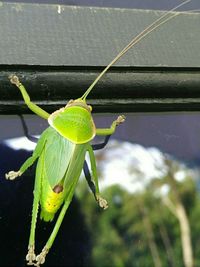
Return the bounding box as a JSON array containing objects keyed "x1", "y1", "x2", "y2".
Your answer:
[{"x1": 81, "y1": 0, "x2": 191, "y2": 100}]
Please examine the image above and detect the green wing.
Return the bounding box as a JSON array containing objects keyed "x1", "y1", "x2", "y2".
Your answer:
[
  {"x1": 63, "y1": 143, "x2": 87, "y2": 190},
  {"x1": 43, "y1": 127, "x2": 75, "y2": 188}
]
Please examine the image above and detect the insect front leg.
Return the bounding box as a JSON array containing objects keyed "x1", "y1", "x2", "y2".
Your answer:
[
  {"x1": 87, "y1": 145, "x2": 108, "y2": 209},
  {"x1": 95, "y1": 115, "x2": 125, "y2": 136},
  {"x1": 9, "y1": 75, "x2": 50, "y2": 120}
]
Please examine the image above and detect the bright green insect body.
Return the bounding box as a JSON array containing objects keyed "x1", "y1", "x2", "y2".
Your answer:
[
  {"x1": 6, "y1": 75, "x2": 124, "y2": 266},
  {"x1": 33, "y1": 127, "x2": 85, "y2": 222},
  {"x1": 5, "y1": 1, "x2": 190, "y2": 266}
]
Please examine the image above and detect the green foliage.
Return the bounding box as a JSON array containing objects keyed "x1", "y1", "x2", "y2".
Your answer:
[{"x1": 78, "y1": 173, "x2": 200, "y2": 267}]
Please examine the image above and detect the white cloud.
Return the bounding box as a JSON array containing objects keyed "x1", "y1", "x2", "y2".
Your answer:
[
  {"x1": 5, "y1": 137, "x2": 36, "y2": 151},
  {"x1": 5, "y1": 137, "x2": 195, "y2": 196}
]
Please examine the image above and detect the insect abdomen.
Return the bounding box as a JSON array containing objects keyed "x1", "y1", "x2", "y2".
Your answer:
[{"x1": 40, "y1": 186, "x2": 65, "y2": 222}]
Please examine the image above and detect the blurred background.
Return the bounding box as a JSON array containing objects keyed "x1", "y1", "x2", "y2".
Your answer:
[
  {"x1": 1, "y1": 0, "x2": 200, "y2": 267},
  {"x1": 1, "y1": 113, "x2": 200, "y2": 267}
]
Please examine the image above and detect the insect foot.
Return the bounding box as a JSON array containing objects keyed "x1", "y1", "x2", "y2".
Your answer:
[
  {"x1": 26, "y1": 245, "x2": 36, "y2": 265},
  {"x1": 35, "y1": 247, "x2": 49, "y2": 267},
  {"x1": 5, "y1": 170, "x2": 22, "y2": 180},
  {"x1": 9, "y1": 74, "x2": 21, "y2": 86},
  {"x1": 116, "y1": 115, "x2": 126, "y2": 126},
  {"x1": 97, "y1": 195, "x2": 108, "y2": 210}
]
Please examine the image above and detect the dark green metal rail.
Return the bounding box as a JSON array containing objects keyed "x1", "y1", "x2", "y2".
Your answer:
[
  {"x1": 0, "y1": 2, "x2": 200, "y2": 113},
  {"x1": 1, "y1": 66, "x2": 200, "y2": 113}
]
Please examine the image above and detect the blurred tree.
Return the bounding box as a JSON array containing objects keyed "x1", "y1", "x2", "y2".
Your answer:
[
  {"x1": 162, "y1": 158, "x2": 194, "y2": 267},
  {"x1": 77, "y1": 141, "x2": 199, "y2": 267}
]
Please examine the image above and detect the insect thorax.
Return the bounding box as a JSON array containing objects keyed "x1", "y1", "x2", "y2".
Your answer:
[{"x1": 48, "y1": 105, "x2": 96, "y2": 144}]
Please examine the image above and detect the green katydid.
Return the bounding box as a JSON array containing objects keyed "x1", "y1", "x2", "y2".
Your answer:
[{"x1": 5, "y1": 1, "x2": 191, "y2": 266}]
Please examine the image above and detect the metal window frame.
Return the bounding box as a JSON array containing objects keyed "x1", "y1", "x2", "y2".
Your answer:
[{"x1": 1, "y1": 2, "x2": 200, "y2": 114}]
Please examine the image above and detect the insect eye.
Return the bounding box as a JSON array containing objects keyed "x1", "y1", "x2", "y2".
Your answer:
[{"x1": 88, "y1": 105, "x2": 92, "y2": 111}]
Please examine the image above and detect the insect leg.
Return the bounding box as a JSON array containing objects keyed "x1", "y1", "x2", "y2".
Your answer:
[
  {"x1": 5, "y1": 129, "x2": 47, "y2": 180},
  {"x1": 92, "y1": 135, "x2": 111, "y2": 151},
  {"x1": 90, "y1": 116, "x2": 125, "y2": 206},
  {"x1": 83, "y1": 160, "x2": 96, "y2": 197},
  {"x1": 96, "y1": 115, "x2": 125, "y2": 136},
  {"x1": 26, "y1": 155, "x2": 43, "y2": 265},
  {"x1": 87, "y1": 145, "x2": 108, "y2": 209},
  {"x1": 84, "y1": 135, "x2": 111, "y2": 197},
  {"x1": 19, "y1": 114, "x2": 39, "y2": 143},
  {"x1": 9, "y1": 75, "x2": 49, "y2": 120}
]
